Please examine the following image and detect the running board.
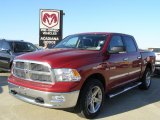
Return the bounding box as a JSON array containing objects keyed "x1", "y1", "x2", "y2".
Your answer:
[{"x1": 109, "y1": 82, "x2": 142, "y2": 98}]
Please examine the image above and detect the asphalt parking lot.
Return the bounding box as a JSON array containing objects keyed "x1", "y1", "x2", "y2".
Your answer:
[{"x1": 0, "y1": 73, "x2": 160, "y2": 120}]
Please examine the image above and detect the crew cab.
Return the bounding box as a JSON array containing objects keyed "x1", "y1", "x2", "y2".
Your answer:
[
  {"x1": 0, "y1": 39, "x2": 38, "y2": 72},
  {"x1": 8, "y1": 33, "x2": 155, "y2": 119}
]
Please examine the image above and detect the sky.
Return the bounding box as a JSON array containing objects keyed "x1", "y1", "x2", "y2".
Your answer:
[{"x1": 0, "y1": 0, "x2": 160, "y2": 49}]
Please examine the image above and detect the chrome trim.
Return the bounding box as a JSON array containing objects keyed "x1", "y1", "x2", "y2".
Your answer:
[
  {"x1": 109, "y1": 73, "x2": 128, "y2": 80},
  {"x1": 12, "y1": 59, "x2": 55, "y2": 84},
  {"x1": 137, "y1": 56, "x2": 141, "y2": 59},
  {"x1": 129, "y1": 69, "x2": 141, "y2": 75},
  {"x1": 123, "y1": 58, "x2": 129, "y2": 61},
  {"x1": 28, "y1": 70, "x2": 51, "y2": 75},
  {"x1": 109, "y1": 69, "x2": 141, "y2": 80},
  {"x1": 8, "y1": 82, "x2": 80, "y2": 108}
]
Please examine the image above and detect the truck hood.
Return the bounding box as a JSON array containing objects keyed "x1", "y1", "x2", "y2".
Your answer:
[{"x1": 16, "y1": 48, "x2": 101, "y2": 68}]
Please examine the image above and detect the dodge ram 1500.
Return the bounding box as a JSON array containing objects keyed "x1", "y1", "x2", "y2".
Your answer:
[{"x1": 8, "y1": 33, "x2": 155, "y2": 119}]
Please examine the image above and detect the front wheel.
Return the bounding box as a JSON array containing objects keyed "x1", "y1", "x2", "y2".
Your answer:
[
  {"x1": 139, "y1": 68, "x2": 152, "y2": 90},
  {"x1": 77, "y1": 79, "x2": 105, "y2": 119}
]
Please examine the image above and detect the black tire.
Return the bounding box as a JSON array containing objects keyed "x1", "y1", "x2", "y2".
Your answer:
[
  {"x1": 75, "y1": 79, "x2": 105, "y2": 119},
  {"x1": 139, "y1": 68, "x2": 152, "y2": 90}
]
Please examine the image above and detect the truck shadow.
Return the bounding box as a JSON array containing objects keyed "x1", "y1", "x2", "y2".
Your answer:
[
  {"x1": 0, "y1": 75, "x2": 9, "y2": 94},
  {"x1": 97, "y1": 76, "x2": 160, "y2": 119}
]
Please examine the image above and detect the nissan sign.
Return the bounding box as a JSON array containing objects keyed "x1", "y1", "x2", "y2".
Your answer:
[{"x1": 39, "y1": 9, "x2": 63, "y2": 47}]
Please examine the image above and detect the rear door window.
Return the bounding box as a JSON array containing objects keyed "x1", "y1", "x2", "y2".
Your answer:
[{"x1": 123, "y1": 36, "x2": 137, "y2": 52}]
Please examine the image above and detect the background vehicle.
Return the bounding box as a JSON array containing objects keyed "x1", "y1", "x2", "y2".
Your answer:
[
  {"x1": 0, "y1": 39, "x2": 38, "y2": 72},
  {"x1": 148, "y1": 48, "x2": 160, "y2": 74},
  {"x1": 8, "y1": 33, "x2": 155, "y2": 119}
]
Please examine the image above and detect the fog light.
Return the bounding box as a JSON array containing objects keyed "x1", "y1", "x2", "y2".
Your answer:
[{"x1": 51, "y1": 95, "x2": 65, "y2": 103}]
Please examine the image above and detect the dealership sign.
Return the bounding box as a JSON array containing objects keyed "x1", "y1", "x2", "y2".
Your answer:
[{"x1": 39, "y1": 9, "x2": 63, "y2": 47}]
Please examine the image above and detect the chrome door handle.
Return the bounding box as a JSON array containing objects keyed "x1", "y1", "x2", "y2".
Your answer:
[
  {"x1": 137, "y1": 56, "x2": 141, "y2": 59},
  {"x1": 123, "y1": 58, "x2": 128, "y2": 61}
]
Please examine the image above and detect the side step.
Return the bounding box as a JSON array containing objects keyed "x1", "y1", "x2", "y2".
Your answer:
[{"x1": 109, "y1": 82, "x2": 142, "y2": 98}]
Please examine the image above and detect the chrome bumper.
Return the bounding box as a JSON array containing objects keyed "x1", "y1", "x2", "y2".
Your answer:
[{"x1": 8, "y1": 82, "x2": 80, "y2": 108}]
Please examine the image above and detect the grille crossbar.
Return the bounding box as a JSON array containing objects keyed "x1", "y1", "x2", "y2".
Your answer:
[{"x1": 12, "y1": 60, "x2": 54, "y2": 84}]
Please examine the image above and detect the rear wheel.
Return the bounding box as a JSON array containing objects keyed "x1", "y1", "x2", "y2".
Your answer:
[
  {"x1": 76, "y1": 79, "x2": 105, "y2": 119},
  {"x1": 139, "y1": 68, "x2": 152, "y2": 90}
]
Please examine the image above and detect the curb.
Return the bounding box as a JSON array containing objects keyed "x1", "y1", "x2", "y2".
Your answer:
[{"x1": 0, "y1": 73, "x2": 11, "y2": 77}]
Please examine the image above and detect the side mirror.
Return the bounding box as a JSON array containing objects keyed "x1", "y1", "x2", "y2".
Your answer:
[{"x1": 108, "y1": 46, "x2": 126, "y2": 54}]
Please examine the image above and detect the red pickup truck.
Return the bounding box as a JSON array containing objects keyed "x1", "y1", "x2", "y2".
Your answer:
[{"x1": 8, "y1": 33, "x2": 155, "y2": 119}]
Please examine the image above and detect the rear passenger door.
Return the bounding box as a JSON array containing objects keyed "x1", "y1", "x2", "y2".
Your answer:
[{"x1": 122, "y1": 36, "x2": 141, "y2": 81}]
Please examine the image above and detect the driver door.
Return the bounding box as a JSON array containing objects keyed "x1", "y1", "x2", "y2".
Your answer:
[{"x1": 106, "y1": 35, "x2": 130, "y2": 89}]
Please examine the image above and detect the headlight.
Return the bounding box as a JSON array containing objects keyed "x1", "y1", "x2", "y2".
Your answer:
[{"x1": 53, "y1": 69, "x2": 81, "y2": 82}]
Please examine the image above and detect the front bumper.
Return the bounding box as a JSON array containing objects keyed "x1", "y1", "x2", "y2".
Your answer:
[{"x1": 8, "y1": 82, "x2": 80, "y2": 108}]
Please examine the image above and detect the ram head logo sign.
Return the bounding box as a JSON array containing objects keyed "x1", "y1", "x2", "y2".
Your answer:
[{"x1": 41, "y1": 10, "x2": 60, "y2": 29}]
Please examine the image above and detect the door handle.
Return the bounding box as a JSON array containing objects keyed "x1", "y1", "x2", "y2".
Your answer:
[
  {"x1": 123, "y1": 58, "x2": 128, "y2": 61},
  {"x1": 137, "y1": 56, "x2": 141, "y2": 59}
]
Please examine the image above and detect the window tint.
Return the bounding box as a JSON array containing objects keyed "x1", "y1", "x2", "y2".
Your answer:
[
  {"x1": 108, "y1": 35, "x2": 124, "y2": 51},
  {"x1": 123, "y1": 36, "x2": 137, "y2": 52},
  {"x1": 2, "y1": 41, "x2": 11, "y2": 50},
  {"x1": 0, "y1": 41, "x2": 3, "y2": 50},
  {"x1": 14, "y1": 42, "x2": 37, "y2": 53}
]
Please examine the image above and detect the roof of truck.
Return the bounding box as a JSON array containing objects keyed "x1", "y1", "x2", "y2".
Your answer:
[{"x1": 73, "y1": 32, "x2": 133, "y2": 36}]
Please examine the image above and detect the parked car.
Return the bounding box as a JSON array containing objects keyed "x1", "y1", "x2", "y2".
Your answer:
[
  {"x1": 8, "y1": 33, "x2": 155, "y2": 119},
  {"x1": 148, "y1": 48, "x2": 160, "y2": 74},
  {"x1": 0, "y1": 39, "x2": 38, "y2": 72}
]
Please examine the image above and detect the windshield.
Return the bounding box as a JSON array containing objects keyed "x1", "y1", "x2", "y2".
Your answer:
[
  {"x1": 55, "y1": 34, "x2": 107, "y2": 50},
  {"x1": 13, "y1": 42, "x2": 37, "y2": 53}
]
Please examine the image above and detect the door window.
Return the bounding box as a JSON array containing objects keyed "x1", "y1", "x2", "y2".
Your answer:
[
  {"x1": 0, "y1": 41, "x2": 3, "y2": 50},
  {"x1": 14, "y1": 42, "x2": 37, "y2": 52},
  {"x1": 2, "y1": 41, "x2": 11, "y2": 50},
  {"x1": 123, "y1": 36, "x2": 137, "y2": 52},
  {"x1": 108, "y1": 35, "x2": 124, "y2": 51}
]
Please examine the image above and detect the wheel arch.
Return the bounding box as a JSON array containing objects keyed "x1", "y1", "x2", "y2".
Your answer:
[
  {"x1": 81, "y1": 73, "x2": 106, "y2": 91},
  {"x1": 74, "y1": 73, "x2": 106, "y2": 116}
]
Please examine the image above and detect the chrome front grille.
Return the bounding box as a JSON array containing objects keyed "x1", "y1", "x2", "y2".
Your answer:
[
  {"x1": 12, "y1": 60, "x2": 54, "y2": 84},
  {"x1": 29, "y1": 63, "x2": 50, "y2": 72},
  {"x1": 13, "y1": 68, "x2": 26, "y2": 78},
  {"x1": 15, "y1": 62, "x2": 25, "y2": 69}
]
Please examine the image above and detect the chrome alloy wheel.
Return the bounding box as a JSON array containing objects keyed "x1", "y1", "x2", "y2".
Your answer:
[
  {"x1": 145, "y1": 71, "x2": 151, "y2": 87},
  {"x1": 87, "y1": 86, "x2": 102, "y2": 114}
]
